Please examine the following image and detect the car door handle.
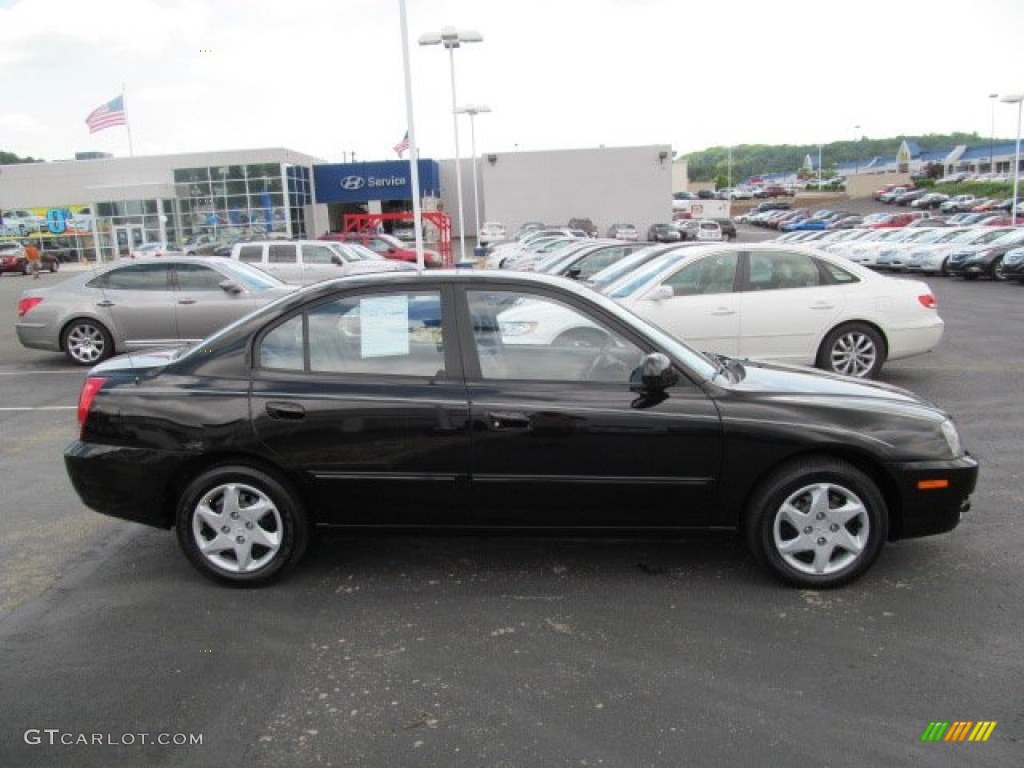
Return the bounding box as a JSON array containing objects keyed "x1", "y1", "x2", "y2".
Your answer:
[
  {"x1": 487, "y1": 411, "x2": 531, "y2": 430},
  {"x1": 265, "y1": 401, "x2": 306, "y2": 420},
  {"x1": 710, "y1": 307, "x2": 737, "y2": 316},
  {"x1": 96, "y1": 300, "x2": 114, "y2": 307},
  {"x1": 178, "y1": 298, "x2": 197, "y2": 305},
  {"x1": 810, "y1": 301, "x2": 836, "y2": 310}
]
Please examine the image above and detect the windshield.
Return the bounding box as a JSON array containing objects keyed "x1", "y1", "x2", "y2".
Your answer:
[
  {"x1": 992, "y1": 228, "x2": 1024, "y2": 246},
  {"x1": 604, "y1": 250, "x2": 693, "y2": 299},
  {"x1": 332, "y1": 242, "x2": 381, "y2": 261},
  {"x1": 217, "y1": 259, "x2": 288, "y2": 290},
  {"x1": 588, "y1": 246, "x2": 670, "y2": 290}
]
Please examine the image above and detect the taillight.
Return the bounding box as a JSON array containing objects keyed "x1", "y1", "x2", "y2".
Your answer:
[
  {"x1": 77, "y1": 377, "x2": 108, "y2": 432},
  {"x1": 918, "y1": 294, "x2": 937, "y2": 309},
  {"x1": 18, "y1": 296, "x2": 43, "y2": 317}
]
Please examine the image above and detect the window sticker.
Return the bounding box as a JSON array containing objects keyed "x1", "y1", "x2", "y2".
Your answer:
[{"x1": 360, "y1": 295, "x2": 410, "y2": 358}]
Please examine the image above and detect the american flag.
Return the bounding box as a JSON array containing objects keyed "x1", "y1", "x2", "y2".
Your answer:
[
  {"x1": 393, "y1": 131, "x2": 410, "y2": 158},
  {"x1": 85, "y1": 95, "x2": 127, "y2": 134}
]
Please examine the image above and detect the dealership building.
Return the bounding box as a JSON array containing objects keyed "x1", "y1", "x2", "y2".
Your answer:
[{"x1": 0, "y1": 143, "x2": 675, "y2": 263}]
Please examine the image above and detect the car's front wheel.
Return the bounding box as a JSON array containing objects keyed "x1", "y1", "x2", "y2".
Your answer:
[
  {"x1": 992, "y1": 256, "x2": 1006, "y2": 281},
  {"x1": 62, "y1": 319, "x2": 114, "y2": 365},
  {"x1": 817, "y1": 322, "x2": 885, "y2": 379},
  {"x1": 745, "y1": 459, "x2": 888, "y2": 587},
  {"x1": 176, "y1": 465, "x2": 309, "y2": 585}
]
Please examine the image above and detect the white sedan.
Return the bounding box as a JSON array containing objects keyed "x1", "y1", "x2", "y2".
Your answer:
[{"x1": 498, "y1": 243, "x2": 944, "y2": 379}]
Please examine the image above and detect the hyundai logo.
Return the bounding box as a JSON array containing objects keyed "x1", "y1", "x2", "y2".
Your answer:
[{"x1": 340, "y1": 175, "x2": 366, "y2": 190}]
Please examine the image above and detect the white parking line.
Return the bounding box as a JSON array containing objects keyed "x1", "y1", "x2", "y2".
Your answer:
[
  {"x1": 0, "y1": 370, "x2": 84, "y2": 375},
  {"x1": 0, "y1": 406, "x2": 76, "y2": 411}
]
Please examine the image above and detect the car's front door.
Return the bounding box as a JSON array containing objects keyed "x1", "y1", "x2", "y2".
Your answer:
[
  {"x1": 623, "y1": 251, "x2": 742, "y2": 357},
  {"x1": 251, "y1": 285, "x2": 471, "y2": 525},
  {"x1": 171, "y1": 263, "x2": 271, "y2": 341},
  {"x1": 461, "y1": 287, "x2": 723, "y2": 528}
]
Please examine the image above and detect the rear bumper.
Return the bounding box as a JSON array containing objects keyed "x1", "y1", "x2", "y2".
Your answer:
[
  {"x1": 887, "y1": 454, "x2": 979, "y2": 539},
  {"x1": 64, "y1": 440, "x2": 186, "y2": 529}
]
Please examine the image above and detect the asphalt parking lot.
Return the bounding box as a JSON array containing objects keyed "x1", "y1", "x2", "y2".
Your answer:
[{"x1": 0, "y1": 251, "x2": 1021, "y2": 767}]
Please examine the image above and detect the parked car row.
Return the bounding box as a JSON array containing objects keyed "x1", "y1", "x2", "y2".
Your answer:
[{"x1": 774, "y1": 220, "x2": 1024, "y2": 281}]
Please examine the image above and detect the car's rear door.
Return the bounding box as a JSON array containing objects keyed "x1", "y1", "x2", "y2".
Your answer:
[
  {"x1": 92, "y1": 262, "x2": 178, "y2": 348},
  {"x1": 251, "y1": 283, "x2": 471, "y2": 525},
  {"x1": 737, "y1": 249, "x2": 847, "y2": 364}
]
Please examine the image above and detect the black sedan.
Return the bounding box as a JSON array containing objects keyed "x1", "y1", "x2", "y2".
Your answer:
[{"x1": 65, "y1": 272, "x2": 978, "y2": 588}]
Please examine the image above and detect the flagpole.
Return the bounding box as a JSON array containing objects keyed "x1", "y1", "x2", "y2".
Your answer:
[
  {"x1": 122, "y1": 83, "x2": 135, "y2": 157},
  {"x1": 398, "y1": 0, "x2": 425, "y2": 272}
]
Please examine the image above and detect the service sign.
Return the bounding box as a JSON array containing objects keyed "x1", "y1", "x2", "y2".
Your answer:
[{"x1": 313, "y1": 160, "x2": 440, "y2": 204}]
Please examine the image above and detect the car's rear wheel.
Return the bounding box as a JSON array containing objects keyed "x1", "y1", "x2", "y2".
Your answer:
[
  {"x1": 49, "y1": 260, "x2": 59, "y2": 273},
  {"x1": 176, "y1": 465, "x2": 308, "y2": 585},
  {"x1": 62, "y1": 319, "x2": 114, "y2": 365},
  {"x1": 745, "y1": 459, "x2": 888, "y2": 587},
  {"x1": 817, "y1": 322, "x2": 885, "y2": 379}
]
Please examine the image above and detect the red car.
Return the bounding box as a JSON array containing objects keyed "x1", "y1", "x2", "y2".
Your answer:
[
  {"x1": 0, "y1": 242, "x2": 60, "y2": 275},
  {"x1": 868, "y1": 212, "x2": 915, "y2": 229},
  {"x1": 319, "y1": 232, "x2": 442, "y2": 268}
]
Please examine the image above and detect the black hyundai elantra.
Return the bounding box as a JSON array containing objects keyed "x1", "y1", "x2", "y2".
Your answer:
[{"x1": 65, "y1": 271, "x2": 978, "y2": 588}]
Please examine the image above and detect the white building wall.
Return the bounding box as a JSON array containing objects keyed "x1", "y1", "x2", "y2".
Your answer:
[
  {"x1": 466, "y1": 145, "x2": 674, "y2": 238},
  {"x1": 0, "y1": 147, "x2": 322, "y2": 208}
]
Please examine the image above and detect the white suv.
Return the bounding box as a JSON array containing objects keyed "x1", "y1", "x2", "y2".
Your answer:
[{"x1": 230, "y1": 240, "x2": 415, "y2": 284}]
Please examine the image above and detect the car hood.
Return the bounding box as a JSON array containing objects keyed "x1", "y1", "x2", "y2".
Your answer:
[{"x1": 719, "y1": 357, "x2": 943, "y2": 413}]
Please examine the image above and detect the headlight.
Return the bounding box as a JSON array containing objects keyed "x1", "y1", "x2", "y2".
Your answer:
[
  {"x1": 940, "y1": 418, "x2": 963, "y2": 458},
  {"x1": 499, "y1": 321, "x2": 538, "y2": 337}
]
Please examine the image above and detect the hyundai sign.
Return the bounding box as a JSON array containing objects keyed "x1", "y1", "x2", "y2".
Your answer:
[{"x1": 313, "y1": 160, "x2": 440, "y2": 204}]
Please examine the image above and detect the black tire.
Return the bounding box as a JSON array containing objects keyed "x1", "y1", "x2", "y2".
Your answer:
[
  {"x1": 62, "y1": 318, "x2": 114, "y2": 365},
  {"x1": 745, "y1": 458, "x2": 888, "y2": 588},
  {"x1": 49, "y1": 260, "x2": 59, "y2": 273},
  {"x1": 553, "y1": 328, "x2": 609, "y2": 348},
  {"x1": 176, "y1": 465, "x2": 309, "y2": 586},
  {"x1": 991, "y1": 256, "x2": 1006, "y2": 281},
  {"x1": 816, "y1": 322, "x2": 885, "y2": 379}
]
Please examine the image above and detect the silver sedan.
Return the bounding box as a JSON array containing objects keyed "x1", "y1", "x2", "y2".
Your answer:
[{"x1": 16, "y1": 256, "x2": 298, "y2": 365}]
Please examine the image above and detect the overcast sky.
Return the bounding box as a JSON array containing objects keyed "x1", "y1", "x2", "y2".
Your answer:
[{"x1": 2, "y1": 0, "x2": 1023, "y2": 164}]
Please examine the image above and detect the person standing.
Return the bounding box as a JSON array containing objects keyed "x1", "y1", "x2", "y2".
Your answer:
[{"x1": 24, "y1": 240, "x2": 42, "y2": 279}]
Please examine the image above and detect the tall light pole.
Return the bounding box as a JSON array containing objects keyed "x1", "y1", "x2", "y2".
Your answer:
[
  {"x1": 418, "y1": 26, "x2": 483, "y2": 263},
  {"x1": 817, "y1": 145, "x2": 822, "y2": 186},
  {"x1": 989, "y1": 93, "x2": 999, "y2": 174},
  {"x1": 854, "y1": 125, "x2": 861, "y2": 176},
  {"x1": 455, "y1": 104, "x2": 490, "y2": 250},
  {"x1": 1000, "y1": 93, "x2": 1023, "y2": 225},
  {"x1": 727, "y1": 145, "x2": 732, "y2": 191}
]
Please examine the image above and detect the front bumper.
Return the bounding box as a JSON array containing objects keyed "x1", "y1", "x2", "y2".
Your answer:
[{"x1": 887, "y1": 453, "x2": 979, "y2": 539}]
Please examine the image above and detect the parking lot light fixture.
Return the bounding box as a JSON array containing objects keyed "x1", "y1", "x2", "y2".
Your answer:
[
  {"x1": 1000, "y1": 93, "x2": 1023, "y2": 226},
  {"x1": 455, "y1": 105, "x2": 490, "y2": 248},
  {"x1": 418, "y1": 26, "x2": 484, "y2": 263}
]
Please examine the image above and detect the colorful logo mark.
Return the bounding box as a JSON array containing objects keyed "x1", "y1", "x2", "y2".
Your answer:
[{"x1": 921, "y1": 721, "x2": 997, "y2": 742}]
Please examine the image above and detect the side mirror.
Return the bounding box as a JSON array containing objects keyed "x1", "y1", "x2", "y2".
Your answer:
[
  {"x1": 630, "y1": 352, "x2": 679, "y2": 392},
  {"x1": 643, "y1": 285, "x2": 673, "y2": 301},
  {"x1": 219, "y1": 279, "x2": 243, "y2": 294},
  {"x1": 331, "y1": 254, "x2": 343, "y2": 265},
  {"x1": 566, "y1": 267, "x2": 582, "y2": 280}
]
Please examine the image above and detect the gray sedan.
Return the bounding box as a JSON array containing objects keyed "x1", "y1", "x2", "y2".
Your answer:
[{"x1": 16, "y1": 256, "x2": 298, "y2": 365}]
